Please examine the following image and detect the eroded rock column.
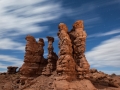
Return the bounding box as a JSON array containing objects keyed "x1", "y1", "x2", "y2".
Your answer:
[
  {"x1": 37, "y1": 38, "x2": 46, "y2": 75},
  {"x1": 20, "y1": 35, "x2": 45, "y2": 77},
  {"x1": 42, "y1": 36, "x2": 58, "y2": 75},
  {"x1": 56, "y1": 23, "x2": 77, "y2": 81},
  {"x1": 69, "y1": 20, "x2": 90, "y2": 79}
]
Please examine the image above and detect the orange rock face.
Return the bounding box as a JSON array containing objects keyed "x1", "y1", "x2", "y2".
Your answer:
[
  {"x1": 20, "y1": 35, "x2": 58, "y2": 78},
  {"x1": 69, "y1": 20, "x2": 90, "y2": 79},
  {"x1": 42, "y1": 36, "x2": 58, "y2": 76},
  {"x1": 20, "y1": 35, "x2": 45, "y2": 77},
  {"x1": 57, "y1": 23, "x2": 77, "y2": 81},
  {"x1": 19, "y1": 21, "x2": 90, "y2": 81}
]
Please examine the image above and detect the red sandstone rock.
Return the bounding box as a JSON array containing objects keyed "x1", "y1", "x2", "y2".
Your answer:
[
  {"x1": 20, "y1": 35, "x2": 45, "y2": 77},
  {"x1": 56, "y1": 23, "x2": 77, "y2": 81},
  {"x1": 89, "y1": 69, "x2": 120, "y2": 88},
  {"x1": 42, "y1": 36, "x2": 58, "y2": 76},
  {"x1": 69, "y1": 20, "x2": 90, "y2": 79},
  {"x1": 1, "y1": 20, "x2": 119, "y2": 90}
]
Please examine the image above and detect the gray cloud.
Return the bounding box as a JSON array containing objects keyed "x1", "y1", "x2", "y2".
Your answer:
[
  {"x1": 0, "y1": 0, "x2": 64, "y2": 38},
  {"x1": 0, "y1": 38, "x2": 25, "y2": 51},
  {"x1": 86, "y1": 35, "x2": 120, "y2": 68},
  {"x1": 0, "y1": 55, "x2": 23, "y2": 72}
]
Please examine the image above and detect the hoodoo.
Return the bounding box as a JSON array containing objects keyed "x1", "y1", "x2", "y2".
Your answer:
[{"x1": 1, "y1": 20, "x2": 119, "y2": 90}]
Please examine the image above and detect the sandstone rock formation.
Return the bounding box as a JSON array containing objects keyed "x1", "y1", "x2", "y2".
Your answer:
[
  {"x1": 11, "y1": 20, "x2": 119, "y2": 90},
  {"x1": 37, "y1": 38, "x2": 47, "y2": 75},
  {"x1": 42, "y1": 36, "x2": 58, "y2": 76},
  {"x1": 7, "y1": 66, "x2": 18, "y2": 74},
  {"x1": 69, "y1": 20, "x2": 90, "y2": 79},
  {"x1": 19, "y1": 35, "x2": 45, "y2": 77},
  {"x1": 56, "y1": 23, "x2": 77, "y2": 81},
  {"x1": 89, "y1": 68, "x2": 120, "y2": 88},
  {"x1": 51, "y1": 21, "x2": 96, "y2": 90}
]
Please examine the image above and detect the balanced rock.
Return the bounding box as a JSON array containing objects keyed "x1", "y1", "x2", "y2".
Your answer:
[{"x1": 7, "y1": 66, "x2": 18, "y2": 74}]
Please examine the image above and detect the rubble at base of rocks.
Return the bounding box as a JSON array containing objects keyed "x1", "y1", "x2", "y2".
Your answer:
[{"x1": 89, "y1": 68, "x2": 120, "y2": 88}]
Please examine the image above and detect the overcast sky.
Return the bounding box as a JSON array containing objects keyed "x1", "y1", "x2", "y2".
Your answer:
[{"x1": 0, "y1": 0, "x2": 120, "y2": 75}]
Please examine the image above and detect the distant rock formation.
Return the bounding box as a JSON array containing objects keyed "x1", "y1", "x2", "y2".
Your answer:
[
  {"x1": 89, "y1": 68, "x2": 120, "y2": 88},
  {"x1": 7, "y1": 66, "x2": 18, "y2": 74}
]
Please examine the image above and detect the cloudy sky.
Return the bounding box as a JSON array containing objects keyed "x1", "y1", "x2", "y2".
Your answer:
[{"x1": 0, "y1": 0, "x2": 120, "y2": 75}]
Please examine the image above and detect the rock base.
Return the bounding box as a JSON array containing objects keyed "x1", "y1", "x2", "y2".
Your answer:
[{"x1": 53, "y1": 79, "x2": 97, "y2": 90}]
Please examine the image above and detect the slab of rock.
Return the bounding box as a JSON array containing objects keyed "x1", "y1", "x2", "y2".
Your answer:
[
  {"x1": 7, "y1": 66, "x2": 18, "y2": 74},
  {"x1": 53, "y1": 79, "x2": 97, "y2": 90}
]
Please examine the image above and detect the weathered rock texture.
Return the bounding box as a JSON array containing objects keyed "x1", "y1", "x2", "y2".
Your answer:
[
  {"x1": 19, "y1": 35, "x2": 58, "y2": 85},
  {"x1": 52, "y1": 21, "x2": 96, "y2": 90},
  {"x1": 89, "y1": 68, "x2": 120, "y2": 88},
  {"x1": 37, "y1": 38, "x2": 46, "y2": 75},
  {"x1": 7, "y1": 66, "x2": 18, "y2": 74},
  {"x1": 56, "y1": 23, "x2": 77, "y2": 81},
  {"x1": 42, "y1": 36, "x2": 58, "y2": 75},
  {"x1": 69, "y1": 20, "x2": 90, "y2": 79},
  {"x1": 19, "y1": 35, "x2": 45, "y2": 77}
]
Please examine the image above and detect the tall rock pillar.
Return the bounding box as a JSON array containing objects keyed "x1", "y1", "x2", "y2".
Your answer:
[
  {"x1": 42, "y1": 36, "x2": 58, "y2": 75},
  {"x1": 56, "y1": 23, "x2": 77, "y2": 81},
  {"x1": 69, "y1": 20, "x2": 90, "y2": 79},
  {"x1": 20, "y1": 35, "x2": 45, "y2": 77}
]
